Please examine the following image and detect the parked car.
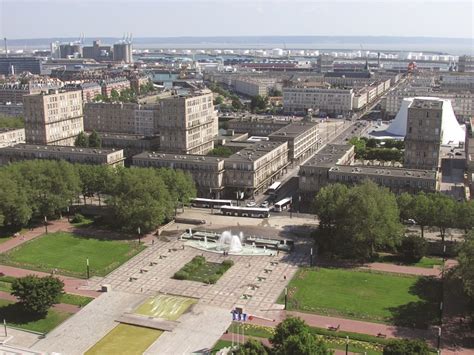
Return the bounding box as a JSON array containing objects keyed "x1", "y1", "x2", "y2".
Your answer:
[
  {"x1": 406, "y1": 219, "x2": 417, "y2": 225},
  {"x1": 260, "y1": 201, "x2": 269, "y2": 208},
  {"x1": 246, "y1": 201, "x2": 257, "y2": 207}
]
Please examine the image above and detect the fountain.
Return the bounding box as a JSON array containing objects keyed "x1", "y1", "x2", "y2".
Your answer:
[
  {"x1": 185, "y1": 230, "x2": 273, "y2": 256},
  {"x1": 217, "y1": 231, "x2": 243, "y2": 253}
]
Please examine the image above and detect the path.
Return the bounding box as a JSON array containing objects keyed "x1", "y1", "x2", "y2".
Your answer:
[
  {"x1": 0, "y1": 265, "x2": 100, "y2": 298},
  {"x1": 0, "y1": 290, "x2": 81, "y2": 314},
  {"x1": 361, "y1": 262, "x2": 442, "y2": 277}
]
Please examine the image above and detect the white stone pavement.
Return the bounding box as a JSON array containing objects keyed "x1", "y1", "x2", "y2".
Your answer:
[
  {"x1": 32, "y1": 291, "x2": 147, "y2": 355},
  {"x1": 144, "y1": 303, "x2": 231, "y2": 355}
]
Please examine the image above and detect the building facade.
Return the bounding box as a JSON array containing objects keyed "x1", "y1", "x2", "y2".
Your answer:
[
  {"x1": 113, "y1": 43, "x2": 133, "y2": 63},
  {"x1": 226, "y1": 115, "x2": 291, "y2": 136},
  {"x1": 224, "y1": 141, "x2": 289, "y2": 197},
  {"x1": 24, "y1": 90, "x2": 84, "y2": 146},
  {"x1": 283, "y1": 87, "x2": 354, "y2": 115},
  {"x1": 404, "y1": 99, "x2": 443, "y2": 170},
  {"x1": 0, "y1": 57, "x2": 41, "y2": 76},
  {"x1": 269, "y1": 122, "x2": 319, "y2": 164},
  {"x1": 0, "y1": 128, "x2": 25, "y2": 148},
  {"x1": 132, "y1": 152, "x2": 225, "y2": 197},
  {"x1": 0, "y1": 144, "x2": 124, "y2": 166}
]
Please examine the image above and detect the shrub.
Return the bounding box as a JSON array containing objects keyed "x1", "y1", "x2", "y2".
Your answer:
[
  {"x1": 383, "y1": 338, "x2": 430, "y2": 355},
  {"x1": 222, "y1": 259, "x2": 234, "y2": 268},
  {"x1": 174, "y1": 270, "x2": 189, "y2": 280},
  {"x1": 71, "y1": 213, "x2": 85, "y2": 224},
  {"x1": 398, "y1": 234, "x2": 426, "y2": 262},
  {"x1": 208, "y1": 275, "x2": 219, "y2": 284}
]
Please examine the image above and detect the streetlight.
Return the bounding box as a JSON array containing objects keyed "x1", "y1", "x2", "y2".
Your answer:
[
  {"x1": 44, "y1": 216, "x2": 48, "y2": 234},
  {"x1": 345, "y1": 336, "x2": 349, "y2": 355},
  {"x1": 436, "y1": 326, "x2": 441, "y2": 351},
  {"x1": 310, "y1": 248, "x2": 313, "y2": 267},
  {"x1": 66, "y1": 206, "x2": 70, "y2": 222},
  {"x1": 86, "y1": 258, "x2": 90, "y2": 279},
  {"x1": 137, "y1": 227, "x2": 141, "y2": 245},
  {"x1": 284, "y1": 287, "x2": 288, "y2": 310}
]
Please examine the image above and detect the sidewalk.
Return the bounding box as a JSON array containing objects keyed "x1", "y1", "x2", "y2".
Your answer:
[
  {"x1": 361, "y1": 262, "x2": 441, "y2": 277},
  {"x1": 0, "y1": 265, "x2": 100, "y2": 298},
  {"x1": 0, "y1": 290, "x2": 81, "y2": 314}
]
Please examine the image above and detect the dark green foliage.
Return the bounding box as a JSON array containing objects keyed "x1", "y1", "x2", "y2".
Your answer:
[
  {"x1": 398, "y1": 234, "x2": 426, "y2": 262},
  {"x1": 383, "y1": 338, "x2": 430, "y2": 355},
  {"x1": 349, "y1": 137, "x2": 403, "y2": 162},
  {"x1": 0, "y1": 116, "x2": 24, "y2": 128},
  {"x1": 213, "y1": 96, "x2": 224, "y2": 105},
  {"x1": 250, "y1": 95, "x2": 268, "y2": 112},
  {"x1": 173, "y1": 270, "x2": 189, "y2": 280},
  {"x1": 139, "y1": 81, "x2": 155, "y2": 95},
  {"x1": 268, "y1": 88, "x2": 282, "y2": 97},
  {"x1": 70, "y1": 213, "x2": 85, "y2": 224},
  {"x1": 313, "y1": 180, "x2": 402, "y2": 260},
  {"x1": 207, "y1": 82, "x2": 232, "y2": 98},
  {"x1": 75, "y1": 132, "x2": 89, "y2": 148},
  {"x1": 270, "y1": 317, "x2": 330, "y2": 355},
  {"x1": 208, "y1": 146, "x2": 233, "y2": 158},
  {"x1": 173, "y1": 256, "x2": 232, "y2": 283},
  {"x1": 11, "y1": 275, "x2": 64, "y2": 315},
  {"x1": 457, "y1": 231, "x2": 474, "y2": 298},
  {"x1": 110, "y1": 89, "x2": 120, "y2": 101},
  {"x1": 235, "y1": 339, "x2": 269, "y2": 355},
  {"x1": 88, "y1": 130, "x2": 101, "y2": 148},
  {"x1": 232, "y1": 98, "x2": 244, "y2": 110},
  {"x1": 222, "y1": 259, "x2": 234, "y2": 267}
]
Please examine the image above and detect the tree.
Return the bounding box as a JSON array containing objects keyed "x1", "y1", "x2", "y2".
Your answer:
[
  {"x1": 250, "y1": 95, "x2": 268, "y2": 112},
  {"x1": 235, "y1": 339, "x2": 269, "y2": 355},
  {"x1": 396, "y1": 193, "x2": 414, "y2": 222},
  {"x1": 270, "y1": 317, "x2": 330, "y2": 355},
  {"x1": 110, "y1": 89, "x2": 120, "y2": 101},
  {"x1": 0, "y1": 170, "x2": 31, "y2": 227},
  {"x1": 75, "y1": 132, "x2": 89, "y2": 147},
  {"x1": 398, "y1": 234, "x2": 426, "y2": 262},
  {"x1": 412, "y1": 192, "x2": 433, "y2": 239},
  {"x1": 208, "y1": 146, "x2": 233, "y2": 158},
  {"x1": 232, "y1": 98, "x2": 244, "y2": 111},
  {"x1": 11, "y1": 275, "x2": 64, "y2": 315},
  {"x1": 456, "y1": 230, "x2": 474, "y2": 298},
  {"x1": 268, "y1": 88, "x2": 282, "y2": 97},
  {"x1": 88, "y1": 130, "x2": 102, "y2": 148},
  {"x1": 383, "y1": 338, "x2": 430, "y2": 355},
  {"x1": 313, "y1": 183, "x2": 349, "y2": 230},
  {"x1": 429, "y1": 193, "x2": 456, "y2": 244},
  {"x1": 456, "y1": 200, "x2": 474, "y2": 233},
  {"x1": 213, "y1": 96, "x2": 224, "y2": 105}
]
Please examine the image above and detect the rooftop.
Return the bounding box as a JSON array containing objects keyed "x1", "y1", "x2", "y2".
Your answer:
[
  {"x1": 303, "y1": 144, "x2": 353, "y2": 168},
  {"x1": 329, "y1": 165, "x2": 437, "y2": 180},
  {"x1": 0, "y1": 127, "x2": 24, "y2": 134},
  {"x1": 98, "y1": 132, "x2": 160, "y2": 141},
  {"x1": 227, "y1": 141, "x2": 287, "y2": 162},
  {"x1": 133, "y1": 151, "x2": 224, "y2": 164},
  {"x1": 1, "y1": 144, "x2": 119, "y2": 156},
  {"x1": 411, "y1": 98, "x2": 444, "y2": 110},
  {"x1": 269, "y1": 122, "x2": 318, "y2": 138}
]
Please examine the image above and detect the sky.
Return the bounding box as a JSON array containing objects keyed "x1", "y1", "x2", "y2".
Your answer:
[{"x1": 0, "y1": 0, "x2": 473, "y2": 39}]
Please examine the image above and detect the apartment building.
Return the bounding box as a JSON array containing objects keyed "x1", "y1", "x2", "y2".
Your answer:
[
  {"x1": 283, "y1": 86, "x2": 354, "y2": 115},
  {"x1": 0, "y1": 144, "x2": 124, "y2": 166},
  {"x1": 440, "y1": 73, "x2": 474, "y2": 92},
  {"x1": 132, "y1": 152, "x2": 225, "y2": 197},
  {"x1": 0, "y1": 128, "x2": 25, "y2": 148},
  {"x1": 23, "y1": 90, "x2": 84, "y2": 146},
  {"x1": 458, "y1": 55, "x2": 474, "y2": 73},
  {"x1": 100, "y1": 133, "x2": 160, "y2": 160},
  {"x1": 227, "y1": 115, "x2": 293, "y2": 136},
  {"x1": 0, "y1": 57, "x2": 41, "y2": 76},
  {"x1": 404, "y1": 99, "x2": 443, "y2": 170},
  {"x1": 269, "y1": 122, "x2": 319, "y2": 164},
  {"x1": 299, "y1": 144, "x2": 355, "y2": 196},
  {"x1": 100, "y1": 77, "x2": 130, "y2": 97},
  {"x1": 156, "y1": 90, "x2": 218, "y2": 155},
  {"x1": 224, "y1": 141, "x2": 289, "y2": 197},
  {"x1": 231, "y1": 77, "x2": 277, "y2": 97}
]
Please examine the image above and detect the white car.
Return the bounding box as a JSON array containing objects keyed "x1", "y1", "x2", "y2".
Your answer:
[
  {"x1": 246, "y1": 201, "x2": 257, "y2": 207},
  {"x1": 260, "y1": 201, "x2": 269, "y2": 208}
]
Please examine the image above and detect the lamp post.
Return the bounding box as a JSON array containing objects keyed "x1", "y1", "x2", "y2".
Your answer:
[
  {"x1": 44, "y1": 216, "x2": 48, "y2": 234},
  {"x1": 66, "y1": 206, "x2": 70, "y2": 222},
  {"x1": 284, "y1": 287, "x2": 288, "y2": 310},
  {"x1": 86, "y1": 258, "x2": 90, "y2": 279},
  {"x1": 345, "y1": 336, "x2": 349, "y2": 355},
  {"x1": 437, "y1": 326, "x2": 441, "y2": 352},
  {"x1": 137, "y1": 227, "x2": 141, "y2": 245},
  {"x1": 310, "y1": 248, "x2": 313, "y2": 267}
]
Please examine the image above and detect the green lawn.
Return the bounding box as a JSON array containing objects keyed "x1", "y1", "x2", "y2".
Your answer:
[
  {"x1": 280, "y1": 268, "x2": 441, "y2": 326},
  {"x1": 0, "y1": 232, "x2": 145, "y2": 278},
  {"x1": 377, "y1": 254, "x2": 443, "y2": 268},
  {"x1": 0, "y1": 299, "x2": 71, "y2": 333}
]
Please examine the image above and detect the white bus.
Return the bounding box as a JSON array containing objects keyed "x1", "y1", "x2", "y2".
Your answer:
[
  {"x1": 220, "y1": 206, "x2": 270, "y2": 218},
  {"x1": 274, "y1": 197, "x2": 292, "y2": 212},
  {"x1": 267, "y1": 181, "x2": 282, "y2": 195},
  {"x1": 191, "y1": 198, "x2": 233, "y2": 208}
]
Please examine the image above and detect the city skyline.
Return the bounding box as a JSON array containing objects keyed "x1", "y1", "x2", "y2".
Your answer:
[{"x1": 0, "y1": 0, "x2": 473, "y2": 40}]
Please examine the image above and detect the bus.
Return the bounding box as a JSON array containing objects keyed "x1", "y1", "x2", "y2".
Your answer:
[
  {"x1": 267, "y1": 181, "x2": 282, "y2": 195},
  {"x1": 274, "y1": 197, "x2": 292, "y2": 212},
  {"x1": 220, "y1": 206, "x2": 270, "y2": 218},
  {"x1": 191, "y1": 198, "x2": 233, "y2": 209}
]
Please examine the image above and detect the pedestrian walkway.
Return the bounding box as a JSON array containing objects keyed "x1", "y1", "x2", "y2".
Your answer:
[
  {"x1": 361, "y1": 262, "x2": 441, "y2": 277},
  {"x1": 0, "y1": 265, "x2": 100, "y2": 298},
  {"x1": 0, "y1": 290, "x2": 81, "y2": 314}
]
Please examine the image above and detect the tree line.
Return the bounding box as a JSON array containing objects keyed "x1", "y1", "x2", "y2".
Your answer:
[
  {"x1": 313, "y1": 180, "x2": 474, "y2": 260},
  {"x1": 0, "y1": 160, "x2": 196, "y2": 233},
  {"x1": 349, "y1": 137, "x2": 404, "y2": 163}
]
